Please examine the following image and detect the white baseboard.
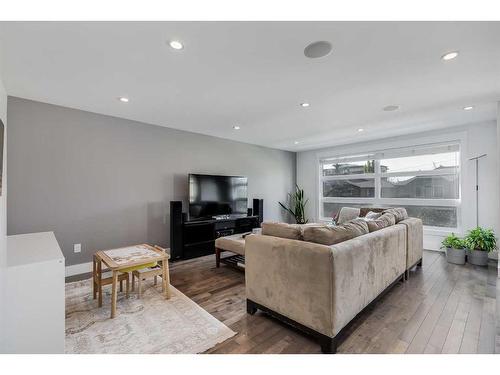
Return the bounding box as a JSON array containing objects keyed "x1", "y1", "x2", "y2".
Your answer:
[{"x1": 65, "y1": 261, "x2": 92, "y2": 277}]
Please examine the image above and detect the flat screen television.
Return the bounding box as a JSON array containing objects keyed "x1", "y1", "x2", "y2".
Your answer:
[{"x1": 188, "y1": 174, "x2": 248, "y2": 219}]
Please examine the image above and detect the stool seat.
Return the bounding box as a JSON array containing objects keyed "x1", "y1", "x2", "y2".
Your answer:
[
  {"x1": 215, "y1": 234, "x2": 246, "y2": 256},
  {"x1": 134, "y1": 266, "x2": 160, "y2": 274}
]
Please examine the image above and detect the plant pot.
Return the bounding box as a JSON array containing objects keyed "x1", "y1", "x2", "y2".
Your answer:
[
  {"x1": 467, "y1": 249, "x2": 489, "y2": 266},
  {"x1": 446, "y1": 247, "x2": 466, "y2": 265}
]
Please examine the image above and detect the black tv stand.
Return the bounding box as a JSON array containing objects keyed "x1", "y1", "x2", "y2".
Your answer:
[
  {"x1": 170, "y1": 206, "x2": 260, "y2": 261},
  {"x1": 181, "y1": 216, "x2": 260, "y2": 259}
]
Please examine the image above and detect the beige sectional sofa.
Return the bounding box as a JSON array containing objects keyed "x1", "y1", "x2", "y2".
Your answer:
[{"x1": 245, "y1": 208, "x2": 423, "y2": 353}]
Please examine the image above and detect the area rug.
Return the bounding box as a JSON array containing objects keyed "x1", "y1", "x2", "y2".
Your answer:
[{"x1": 65, "y1": 278, "x2": 236, "y2": 354}]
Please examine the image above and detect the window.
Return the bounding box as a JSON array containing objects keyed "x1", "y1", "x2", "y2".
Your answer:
[{"x1": 319, "y1": 143, "x2": 460, "y2": 229}]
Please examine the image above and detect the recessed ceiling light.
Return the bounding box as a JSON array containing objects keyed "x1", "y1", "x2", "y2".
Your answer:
[
  {"x1": 441, "y1": 51, "x2": 459, "y2": 61},
  {"x1": 383, "y1": 105, "x2": 400, "y2": 112},
  {"x1": 294, "y1": 141, "x2": 300, "y2": 145},
  {"x1": 118, "y1": 97, "x2": 129, "y2": 103},
  {"x1": 358, "y1": 128, "x2": 364, "y2": 132},
  {"x1": 300, "y1": 103, "x2": 310, "y2": 108},
  {"x1": 463, "y1": 106, "x2": 474, "y2": 111},
  {"x1": 304, "y1": 41, "x2": 333, "y2": 59},
  {"x1": 169, "y1": 40, "x2": 184, "y2": 50},
  {"x1": 233, "y1": 125, "x2": 241, "y2": 130}
]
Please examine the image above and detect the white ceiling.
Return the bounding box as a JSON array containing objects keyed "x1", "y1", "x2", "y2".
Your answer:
[{"x1": 1, "y1": 21, "x2": 499, "y2": 151}]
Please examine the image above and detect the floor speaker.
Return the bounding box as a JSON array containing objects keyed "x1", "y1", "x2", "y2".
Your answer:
[
  {"x1": 253, "y1": 199, "x2": 264, "y2": 225},
  {"x1": 170, "y1": 201, "x2": 183, "y2": 260}
]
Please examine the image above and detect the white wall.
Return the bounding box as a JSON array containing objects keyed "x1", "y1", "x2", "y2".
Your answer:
[
  {"x1": 297, "y1": 121, "x2": 499, "y2": 253},
  {"x1": 0, "y1": 53, "x2": 7, "y2": 351},
  {"x1": 497, "y1": 102, "x2": 500, "y2": 275}
]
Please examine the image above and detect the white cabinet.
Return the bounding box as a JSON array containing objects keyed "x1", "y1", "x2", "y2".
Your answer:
[{"x1": 4, "y1": 232, "x2": 65, "y2": 353}]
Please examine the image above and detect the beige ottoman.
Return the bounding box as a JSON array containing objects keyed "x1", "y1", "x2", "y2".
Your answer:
[{"x1": 214, "y1": 233, "x2": 246, "y2": 268}]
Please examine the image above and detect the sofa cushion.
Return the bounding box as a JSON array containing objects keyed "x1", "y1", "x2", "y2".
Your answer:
[
  {"x1": 336, "y1": 207, "x2": 361, "y2": 224},
  {"x1": 261, "y1": 222, "x2": 302, "y2": 240},
  {"x1": 367, "y1": 212, "x2": 396, "y2": 232},
  {"x1": 303, "y1": 218, "x2": 369, "y2": 246},
  {"x1": 382, "y1": 207, "x2": 408, "y2": 223}
]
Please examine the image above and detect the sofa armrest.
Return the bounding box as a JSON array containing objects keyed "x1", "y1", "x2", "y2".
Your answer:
[
  {"x1": 245, "y1": 234, "x2": 334, "y2": 337},
  {"x1": 398, "y1": 218, "x2": 423, "y2": 269}
]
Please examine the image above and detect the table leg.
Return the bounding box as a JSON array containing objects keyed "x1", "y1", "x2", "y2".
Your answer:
[
  {"x1": 125, "y1": 274, "x2": 130, "y2": 299},
  {"x1": 92, "y1": 256, "x2": 97, "y2": 300},
  {"x1": 111, "y1": 270, "x2": 118, "y2": 318},
  {"x1": 138, "y1": 276, "x2": 142, "y2": 299},
  {"x1": 215, "y1": 248, "x2": 221, "y2": 268},
  {"x1": 97, "y1": 260, "x2": 103, "y2": 308},
  {"x1": 162, "y1": 258, "x2": 171, "y2": 299}
]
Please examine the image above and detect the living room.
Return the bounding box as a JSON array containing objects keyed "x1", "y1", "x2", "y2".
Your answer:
[{"x1": 1, "y1": 0, "x2": 500, "y2": 372}]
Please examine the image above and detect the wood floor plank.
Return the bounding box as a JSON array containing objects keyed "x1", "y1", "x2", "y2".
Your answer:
[{"x1": 405, "y1": 264, "x2": 459, "y2": 353}]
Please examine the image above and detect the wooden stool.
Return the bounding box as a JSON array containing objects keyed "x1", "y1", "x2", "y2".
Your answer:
[
  {"x1": 132, "y1": 266, "x2": 163, "y2": 298},
  {"x1": 93, "y1": 254, "x2": 130, "y2": 307},
  {"x1": 131, "y1": 246, "x2": 170, "y2": 298}
]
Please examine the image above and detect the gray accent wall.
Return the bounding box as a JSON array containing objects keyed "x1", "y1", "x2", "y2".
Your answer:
[{"x1": 7, "y1": 97, "x2": 296, "y2": 266}]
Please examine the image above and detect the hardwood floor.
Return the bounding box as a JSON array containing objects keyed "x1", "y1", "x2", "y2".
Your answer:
[{"x1": 169, "y1": 250, "x2": 500, "y2": 354}]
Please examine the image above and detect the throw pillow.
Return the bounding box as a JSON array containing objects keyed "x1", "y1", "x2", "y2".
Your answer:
[
  {"x1": 336, "y1": 207, "x2": 361, "y2": 224},
  {"x1": 359, "y1": 207, "x2": 386, "y2": 217},
  {"x1": 382, "y1": 207, "x2": 409, "y2": 223},
  {"x1": 364, "y1": 211, "x2": 383, "y2": 221},
  {"x1": 367, "y1": 212, "x2": 396, "y2": 232}
]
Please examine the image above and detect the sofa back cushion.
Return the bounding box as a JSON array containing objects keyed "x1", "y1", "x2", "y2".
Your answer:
[
  {"x1": 261, "y1": 222, "x2": 303, "y2": 240},
  {"x1": 382, "y1": 207, "x2": 408, "y2": 223},
  {"x1": 303, "y1": 218, "x2": 369, "y2": 246},
  {"x1": 367, "y1": 212, "x2": 396, "y2": 232}
]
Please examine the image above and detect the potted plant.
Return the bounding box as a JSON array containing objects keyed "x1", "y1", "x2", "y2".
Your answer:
[
  {"x1": 279, "y1": 185, "x2": 309, "y2": 224},
  {"x1": 441, "y1": 233, "x2": 466, "y2": 265},
  {"x1": 464, "y1": 227, "x2": 497, "y2": 266}
]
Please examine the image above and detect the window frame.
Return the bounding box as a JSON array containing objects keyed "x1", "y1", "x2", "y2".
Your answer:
[{"x1": 318, "y1": 141, "x2": 462, "y2": 232}]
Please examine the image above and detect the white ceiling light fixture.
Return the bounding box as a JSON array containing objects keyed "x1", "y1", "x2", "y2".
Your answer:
[
  {"x1": 118, "y1": 97, "x2": 129, "y2": 103},
  {"x1": 441, "y1": 51, "x2": 459, "y2": 61},
  {"x1": 169, "y1": 40, "x2": 184, "y2": 50},
  {"x1": 294, "y1": 141, "x2": 300, "y2": 145},
  {"x1": 357, "y1": 128, "x2": 364, "y2": 132},
  {"x1": 233, "y1": 125, "x2": 241, "y2": 130},
  {"x1": 304, "y1": 41, "x2": 333, "y2": 59},
  {"x1": 300, "y1": 102, "x2": 310, "y2": 108},
  {"x1": 463, "y1": 106, "x2": 474, "y2": 111}
]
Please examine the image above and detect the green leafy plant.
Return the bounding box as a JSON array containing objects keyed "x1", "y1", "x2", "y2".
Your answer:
[
  {"x1": 279, "y1": 185, "x2": 309, "y2": 224},
  {"x1": 464, "y1": 227, "x2": 497, "y2": 252},
  {"x1": 440, "y1": 233, "x2": 465, "y2": 249}
]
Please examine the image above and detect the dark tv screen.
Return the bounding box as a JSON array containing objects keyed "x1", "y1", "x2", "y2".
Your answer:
[{"x1": 188, "y1": 174, "x2": 248, "y2": 219}]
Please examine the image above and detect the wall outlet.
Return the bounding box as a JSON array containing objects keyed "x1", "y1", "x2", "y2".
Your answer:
[{"x1": 74, "y1": 243, "x2": 82, "y2": 253}]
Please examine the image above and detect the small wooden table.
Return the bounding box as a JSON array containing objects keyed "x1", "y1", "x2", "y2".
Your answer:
[{"x1": 93, "y1": 244, "x2": 171, "y2": 318}]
